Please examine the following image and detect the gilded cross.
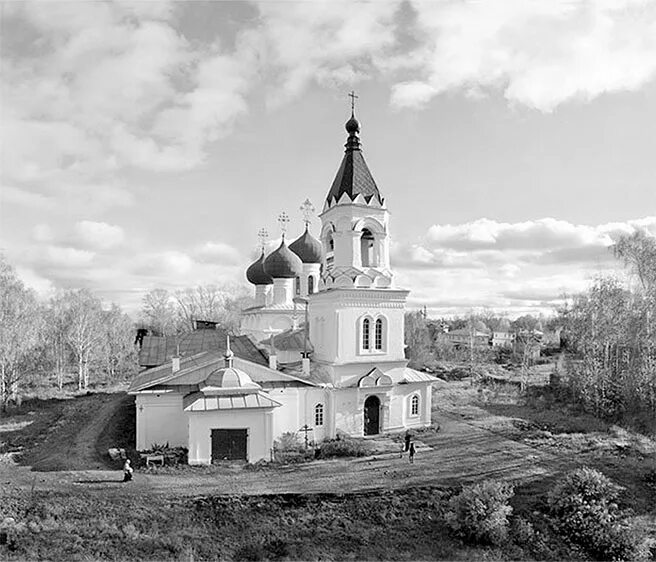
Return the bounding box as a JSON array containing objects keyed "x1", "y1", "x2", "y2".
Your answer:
[
  {"x1": 277, "y1": 211, "x2": 290, "y2": 238},
  {"x1": 300, "y1": 198, "x2": 315, "y2": 227},
  {"x1": 257, "y1": 228, "x2": 269, "y2": 251},
  {"x1": 348, "y1": 90, "x2": 359, "y2": 114}
]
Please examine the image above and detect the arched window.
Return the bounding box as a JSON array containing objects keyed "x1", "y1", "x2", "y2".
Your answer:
[
  {"x1": 315, "y1": 403, "x2": 324, "y2": 426},
  {"x1": 326, "y1": 232, "x2": 335, "y2": 269},
  {"x1": 362, "y1": 318, "x2": 371, "y2": 350},
  {"x1": 308, "y1": 275, "x2": 314, "y2": 294},
  {"x1": 411, "y1": 395, "x2": 420, "y2": 416},
  {"x1": 295, "y1": 276, "x2": 301, "y2": 295},
  {"x1": 375, "y1": 318, "x2": 384, "y2": 350},
  {"x1": 360, "y1": 229, "x2": 374, "y2": 267}
]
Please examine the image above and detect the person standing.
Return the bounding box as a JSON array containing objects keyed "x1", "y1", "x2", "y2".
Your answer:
[
  {"x1": 408, "y1": 442, "x2": 416, "y2": 464},
  {"x1": 404, "y1": 431, "x2": 411, "y2": 452},
  {"x1": 123, "y1": 459, "x2": 134, "y2": 482}
]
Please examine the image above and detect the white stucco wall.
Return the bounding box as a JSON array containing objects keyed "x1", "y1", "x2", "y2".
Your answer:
[
  {"x1": 135, "y1": 392, "x2": 187, "y2": 450},
  {"x1": 187, "y1": 408, "x2": 273, "y2": 464},
  {"x1": 267, "y1": 386, "x2": 329, "y2": 445}
]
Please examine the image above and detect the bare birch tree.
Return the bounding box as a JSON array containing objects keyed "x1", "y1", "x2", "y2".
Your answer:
[{"x1": 0, "y1": 257, "x2": 43, "y2": 409}]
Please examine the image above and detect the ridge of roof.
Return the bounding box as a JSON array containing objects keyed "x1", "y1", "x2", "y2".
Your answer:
[{"x1": 129, "y1": 353, "x2": 319, "y2": 393}]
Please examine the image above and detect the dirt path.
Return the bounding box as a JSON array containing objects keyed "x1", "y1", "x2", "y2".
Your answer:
[{"x1": 0, "y1": 407, "x2": 577, "y2": 503}]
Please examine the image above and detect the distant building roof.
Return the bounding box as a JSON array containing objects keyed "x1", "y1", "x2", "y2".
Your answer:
[{"x1": 138, "y1": 329, "x2": 267, "y2": 368}]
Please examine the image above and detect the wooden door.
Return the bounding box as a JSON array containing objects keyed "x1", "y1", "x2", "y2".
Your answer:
[
  {"x1": 211, "y1": 429, "x2": 248, "y2": 462},
  {"x1": 363, "y1": 396, "x2": 380, "y2": 436}
]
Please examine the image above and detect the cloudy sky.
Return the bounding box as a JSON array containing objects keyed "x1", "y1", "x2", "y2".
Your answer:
[{"x1": 2, "y1": 0, "x2": 656, "y2": 318}]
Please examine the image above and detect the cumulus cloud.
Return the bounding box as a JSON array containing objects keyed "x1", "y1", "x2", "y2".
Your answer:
[
  {"x1": 194, "y1": 242, "x2": 242, "y2": 265},
  {"x1": 395, "y1": 216, "x2": 655, "y2": 316},
  {"x1": 391, "y1": 0, "x2": 656, "y2": 112},
  {"x1": 74, "y1": 221, "x2": 125, "y2": 250}
]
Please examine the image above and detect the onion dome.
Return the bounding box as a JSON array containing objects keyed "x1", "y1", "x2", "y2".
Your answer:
[
  {"x1": 263, "y1": 239, "x2": 303, "y2": 279},
  {"x1": 246, "y1": 250, "x2": 273, "y2": 285},
  {"x1": 289, "y1": 226, "x2": 322, "y2": 264},
  {"x1": 345, "y1": 114, "x2": 360, "y2": 134}
]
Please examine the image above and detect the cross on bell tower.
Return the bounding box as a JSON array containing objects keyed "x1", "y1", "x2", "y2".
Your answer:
[{"x1": 348, "y1": 90, "x2": 359, "y2": 116}]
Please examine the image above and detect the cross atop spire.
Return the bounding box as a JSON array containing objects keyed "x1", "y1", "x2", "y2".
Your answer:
[
  {"x1": 348, "y1": 90, "x2": 358, "y2": 116},
  {"x1": 300, "y1": 199, "x2": 315, "y2": 228},
  {"x1": 277, "y1": 211, "x2": 290, "y2": 238}
]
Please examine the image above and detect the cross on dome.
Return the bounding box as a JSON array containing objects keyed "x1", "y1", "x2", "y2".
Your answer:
[
  {"x1": 257, "y1": 228, "x2": 269, "y2": 251},
  {"x1": 300, "y1": 199, "x2": 315, "y2": 228},
  {"x1": 277, "y1": 211, "x2": 290, "y2": 238}
]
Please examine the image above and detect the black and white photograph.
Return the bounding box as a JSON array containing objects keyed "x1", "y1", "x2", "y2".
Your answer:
[{"x1": 1, "y1": 1, "x2": 656, "y2": 560}]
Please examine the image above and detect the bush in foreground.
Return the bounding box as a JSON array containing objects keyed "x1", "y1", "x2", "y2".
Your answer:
[
  {"x1": 318, "y1": 437, "x2": 373, "y2": 458},
  {"x1": 548, "y1": 467, "x2": 651, "y2": 561},
  {"x1": 445, "y1": 480, "x2": 514, "y2": 545}
]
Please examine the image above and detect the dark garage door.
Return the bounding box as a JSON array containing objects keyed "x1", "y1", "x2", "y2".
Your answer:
[{"x1": 211, "y1": 429, "x2": 248, "y2": 462}]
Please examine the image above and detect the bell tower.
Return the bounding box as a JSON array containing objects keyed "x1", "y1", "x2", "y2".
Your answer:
[{"x1": 308, "y1": 101, "x2": 409, "y2": 386}]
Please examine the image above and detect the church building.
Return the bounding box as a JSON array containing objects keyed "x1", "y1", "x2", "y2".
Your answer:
[{"x1": 128, "y1": 107, "x2": 437, "y2": 464}]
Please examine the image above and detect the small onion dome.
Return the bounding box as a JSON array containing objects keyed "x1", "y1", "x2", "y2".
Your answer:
[
  {"x1": 345, "y1": 114, "x2": 360, "y2": 134},
  {"x1": 203, "y1": 367, "x2": 260, "y2": 390},
  {"x1": 263, "y1": 239, "x2": 303, "y2": 279},
  {"x1": 289, "y1": 226, "x2": 322, "y2": 264},
  {"x1": 246, "y1": 250, "x2": 273, "y2": 285}
]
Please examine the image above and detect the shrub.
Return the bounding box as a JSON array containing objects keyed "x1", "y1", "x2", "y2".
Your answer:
[
  {"x1": 445, "y1": 480, "x2": 514, "y2": 545},
  {"x1": 318, "y1": 437, "x2": 372, "y2": 458},
  {"x1": 548, "y1": 467, "x2": 651, "y2": 561},
  {"x1": 273, "y1": 432, "x2": 303, "y2": 453}
]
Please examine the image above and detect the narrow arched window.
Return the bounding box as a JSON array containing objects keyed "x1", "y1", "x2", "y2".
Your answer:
[
  {"x1": 362, "y1": 318, "x2": 371, "y2": 350},
  {"x1": 411, "y1": 395, "x2": 420, "y2": 416},
  {"x1": 315, "y1": 403, "x2": 324, "y2": 426},
  {"x1": 295, "y1": 276, "x2": 301, "y2": 295},
  {"x1": 308, "y1": 275, "x2": 314, "y2": 294},
  {"x1": 375, "y1": 318, "x2": 384, "y2": 350},
  {"x1": 360, "y1": 229, "x2": 374, "y2": 267}
]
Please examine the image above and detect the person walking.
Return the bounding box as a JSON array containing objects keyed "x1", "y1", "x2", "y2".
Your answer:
[
  {"x1": 123, "y1": 459, "x2": 134, "y2": 482},
  {"x1": 408, "y1": 442, "x2": 416, "y2": 464},
  {"x1": 404, "y1": 431, "x2": 411, "y2": 452}
]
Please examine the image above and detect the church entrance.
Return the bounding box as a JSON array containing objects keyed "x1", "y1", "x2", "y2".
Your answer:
[
  {"x1": 211, "y1": 429, "x2": 248, "y2": 462},
  {"x1": 363, "y1": 395, "x2": 381, "y2": 436}
]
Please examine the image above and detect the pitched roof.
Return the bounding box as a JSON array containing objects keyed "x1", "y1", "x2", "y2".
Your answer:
[
  {"x1": 183, "y1": 391, "x2": 281, "y2": 412},
  {"x1": 261, "y1": 327, "x2": 314, "y2": 353},
  {"x1": 129, "y1": 352, "x2": 317, "y2": 393},
  {"x1": 138, "y1": 330, "x2": 267, "y2": 368}
]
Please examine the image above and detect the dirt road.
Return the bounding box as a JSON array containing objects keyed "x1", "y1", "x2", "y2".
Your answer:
[{"x1": 1, "y1": 406, "x2": 574, "y2": 500}]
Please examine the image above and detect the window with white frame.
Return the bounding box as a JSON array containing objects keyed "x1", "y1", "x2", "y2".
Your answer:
[
  {"x1": 308, "y1": 275, "x2": 314, "y2": 294},
  {"x1": 362, "y1": 317, "x2": 371, "y2": 350},
  {"x1": 315, "y1": 403, "x2": 324, "y2": 426},
  {"x1": 375, "y1": 318, "x2": 384, "y2": 350},
  {"x1": 410, "y1": 394, "x2": 420, "y2": 416}
]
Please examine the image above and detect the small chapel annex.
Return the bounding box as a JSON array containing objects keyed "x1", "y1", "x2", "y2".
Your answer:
[{"x1": 128, "y1": 107, "x2": 437, "y2": 464}]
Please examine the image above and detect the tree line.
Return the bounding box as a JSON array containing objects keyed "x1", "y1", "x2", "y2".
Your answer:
[
  {"x1": 0, "y1": 256, "x2": 137, "y2": 410},
  {"x1": 558, "y1": 231, "x2": 656, "y2": 428},
  {"x1": 138, "y1": 285, "x2": 253, "y2": 336}
]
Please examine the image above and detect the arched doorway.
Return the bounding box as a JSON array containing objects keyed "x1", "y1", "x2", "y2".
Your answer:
[{"x1": 363, "y1": 395, "x2": 381, "y2": 436}]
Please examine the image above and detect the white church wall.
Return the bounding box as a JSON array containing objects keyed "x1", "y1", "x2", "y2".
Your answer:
[
  {"x1": 268, "y1": 387, "x2": 301, "y2": 439},
  {"x1": 135, "y1": 392, "x2": 187, "y2": 451},
  {"x1": 187, "y1": 409, "x2": 273, "y2": 464}
]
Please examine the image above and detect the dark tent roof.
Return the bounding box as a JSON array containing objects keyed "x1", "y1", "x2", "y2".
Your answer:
[{"x1": 325, "y1": 114, "x2": 383, "y2": 206}]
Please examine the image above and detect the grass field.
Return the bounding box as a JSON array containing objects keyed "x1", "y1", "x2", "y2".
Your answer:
[{"x1": 1, "y1": 365, "x2": 655, "y2": 561}]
